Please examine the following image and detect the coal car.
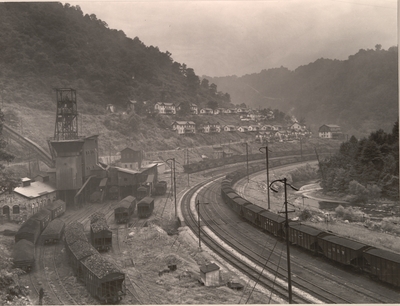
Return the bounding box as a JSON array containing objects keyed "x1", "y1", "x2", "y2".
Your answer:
[
  {"x1": 80, "y1": 253, "x2": 125, "y2": 304},
  {"x1": 46, "y1": 199, "x2": 66, "y2": 219},
  {"x1": 114, "y1": 196, "x2": 136, "y2": 224},
  {"x1": 41, "y1": 218, "x2": 65, "y2": 244},
  {"x1": 15, "y1": 219, "x2": 42, "y2": 244},
  {"x1": 13, "y1": 239, "x2": 35, "y2": 272},
  {"x1": 30, "y1": 209, "x2": 52, "y2": 233},
  {"x1": 288, "y1": 223, "x2": 330, "y2": 254},
  {"x1": 154, "y1": 181, "x2": 168, "y2": 196},
  {"x1": 137, "y1": 196, "x2": 155, "y2": 218},
  {"x1": 317, "y1": 234, "x2": 370, "y2": 268},
  {"x1": 362, "y1": 247, "x2": 400, "y2": 287},
  {"x1": 90, "y1": 216, "x2": 112, "y2": 252}
]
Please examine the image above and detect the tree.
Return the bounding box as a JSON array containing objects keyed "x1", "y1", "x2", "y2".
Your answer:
[
  {"x1": 201, "y1": 78, "x2": 209, "y2": 89},
  {"x1": 209, "y1": 83, "x2": 217, "y2": 95},
  {"x1": 207, "y1": 100, "x2": 218, "y2": 111},
  {"x1": 177, "y1": 102, "x2": 191, "y2": 116},
  {"x1": 0, "y1": 110, "x2": 19, "y2": 193}
]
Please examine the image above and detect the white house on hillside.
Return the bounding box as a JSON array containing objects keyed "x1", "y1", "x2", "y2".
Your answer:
[
  {"x1": 155, "y1": 102, "x2": 176, "y2": 115},
  {"x1": 171, "y1": 121, "x2": 196, "y2": 135}
]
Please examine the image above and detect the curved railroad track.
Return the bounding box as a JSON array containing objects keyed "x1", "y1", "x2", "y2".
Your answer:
[{"x1": 180, "y1": 162, "x2": 400, "y2": 304}]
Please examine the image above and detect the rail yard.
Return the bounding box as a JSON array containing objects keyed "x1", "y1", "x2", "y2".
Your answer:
[{"x1": 1, "y1": 88, "x2": 399, "y2": 305}]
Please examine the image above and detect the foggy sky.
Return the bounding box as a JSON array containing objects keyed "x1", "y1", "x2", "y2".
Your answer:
[{"x1": 68, "y1": 0, "x2": 398, "y2": 77}]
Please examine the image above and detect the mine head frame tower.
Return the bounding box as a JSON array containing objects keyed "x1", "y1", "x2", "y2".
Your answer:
[{"x1": 54, "y1": 88, "x2": 78, "y2": 140}]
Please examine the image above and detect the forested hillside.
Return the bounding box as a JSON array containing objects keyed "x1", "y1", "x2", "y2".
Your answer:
[
  {"x1": 319, "y1": 121, "x2": 399, "y2": 202},
  {"x1": 205, "y1": 46, "x2": 398, "y2": 137},
  {"x1": 0, "y1": 2, "x2": 231, "y2": 113}
]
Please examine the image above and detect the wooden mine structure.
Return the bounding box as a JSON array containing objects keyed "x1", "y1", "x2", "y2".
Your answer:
[{"x1": 54, "y1": 88, "x2": 78, "y2": 141}]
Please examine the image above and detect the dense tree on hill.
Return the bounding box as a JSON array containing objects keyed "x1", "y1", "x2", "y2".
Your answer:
[
  {"x1": 0, "y1": 2, "x2": 231, "y2": 113},
  {"x1": 319, "y1": 121, "x2": 399, "y2": 202},
  {"x1": 0, "y1": 111, "x2": 20, "y2": 193}
]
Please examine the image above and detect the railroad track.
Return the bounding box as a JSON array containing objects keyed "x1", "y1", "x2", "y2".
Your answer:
[
  {"x1": 181, "y1": 178, "x2": 311, "y2": 304},
  {"x1": 199, "y1": 180, "x2": 350, "y2": 304},
  {"x1": 183, "y1": 166, "x2": 399, "y2": 303},
  {"x1": 43, "y1": 243, "x2": 77, "y2": 305},
  {"x1": 233, "y1": 172, "x2": 399, "y2": 303}
]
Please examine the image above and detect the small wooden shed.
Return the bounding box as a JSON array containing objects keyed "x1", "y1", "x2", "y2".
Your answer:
[{"x1": 199, "y1": 263, "x2": 220, "y2": 287}]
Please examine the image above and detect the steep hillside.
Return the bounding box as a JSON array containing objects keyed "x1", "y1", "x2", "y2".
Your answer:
[
  {"x1": 205, "y1": 46, "x2": 398, "y2": 137},
  {"x1": 0, "y1": 2, "x2": 231, "y2": 113}
]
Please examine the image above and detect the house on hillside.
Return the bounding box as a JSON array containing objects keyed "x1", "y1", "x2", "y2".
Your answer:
[
  {"x1": 318, "y1": 124, "x2": 343, "y2": 139},
  {"x1": 261, "y1": 125, "x2": 273, "y2": 131},
  {"x1": 190, "y1": 104, "x2": 199, "y2": 115},
  {"x1": 289, "y1": 122, "x2": 302, "y2": 131},
  {"x1": 224, "y1": 108, "x2": 236, "y2": 115},
  {"x1": 237, "y1": 126, "x2": 249, "y2": 133},
  {"x1": 248, "y1": 125, "x2": 260, "y2": 132},
  {"x1": 171, "y1": 121, "x2": 196, "y2": 135},
  {"x1": 154, "y1": 102, "x2": 176, "y2": 115},
  {"x1": 235, "y1": 107, "x2": 248, "y2": 115},
  {"x1": 200, "y1": 122, "x2": 221, "y2": 133},
  {"x1": 199, "y1": 108, "x2": 213, "y2": 115},
  {"x1": 223, "y1": 125, "x2": 236, "y2": 132}
]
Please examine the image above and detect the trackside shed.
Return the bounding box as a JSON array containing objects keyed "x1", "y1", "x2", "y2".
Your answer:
[{"x1": 200, "y1": 263, "x2": 220, "y2": 287}]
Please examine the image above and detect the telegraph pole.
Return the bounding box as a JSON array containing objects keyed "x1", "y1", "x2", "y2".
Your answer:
[
  {"x1": 243, "y1": 142, "x2": 249, "y2": 182},
  {"x1": 259, "y1": 145, "x2": 271, "y2": 209},
  {"x1": 196, "y1": 199, "x2": 208, "y2": 250},
  {"x1": 166, "y1": 158, "x2": 177, "y2": 217},
  {"x1": 187, "y1": 148, "x2": 190, "y2": 187},
  {"x1": 269, "y1": 178, "x2": 298, "y2": 304}
]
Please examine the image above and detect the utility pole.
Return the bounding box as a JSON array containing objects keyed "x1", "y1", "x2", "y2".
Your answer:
[
  {"x1": 196, "y1": 199, "x2": 208, "y2": 250},
  {"x1": 259, "y1": 145, "x2": 271, "y2": 209},
  {"x1": 243, "y1": 142, "x2": 249, "y2": 182},
  {"x1": 166, "y1": 158, "x2": 177, "y2": 217},
  {"x1": 300, "y1": 136, "x2": 303, "y2": 161},
  {"x1": 186, "y1": 148, "x2": 190, "y2": 187},
  {"x1": 269, "y1": 178, "x2": 298, "y2": 304}
]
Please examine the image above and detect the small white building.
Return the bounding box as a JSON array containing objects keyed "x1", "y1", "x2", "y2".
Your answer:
[
  {"x1": 199, "y1": 263, "x2": 220, "y2": 286},
  {"x1": 155, "y1": 102, "x2": 176, "y2": 115},
  {"x1": 171, "y1": 121, "x2": 196, "y2": 135},
  {"x1": 319, "y1": 124, "x2": 343, "y2": 139}
]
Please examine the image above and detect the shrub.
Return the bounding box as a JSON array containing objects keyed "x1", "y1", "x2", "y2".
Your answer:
[
  {"x1": 348, "y1": 180, "x2": 368, "y2": 203},
  {"x1": 335, "y1": 205, "x2": 363, "y2": 222}
]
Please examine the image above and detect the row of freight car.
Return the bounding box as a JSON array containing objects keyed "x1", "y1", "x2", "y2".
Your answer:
[
  {"x1": 221, "y1": 168, "x2": 400, "y2": 288},
  {"x1": 65, "y1": 222, "x2": 125, "y2": 304},
  {"x1": 114, "y1": 195, "x2": 155, "y2": 223},
  {"x1": 13, "y1": 199, "x2": 67, "y2": 271}
]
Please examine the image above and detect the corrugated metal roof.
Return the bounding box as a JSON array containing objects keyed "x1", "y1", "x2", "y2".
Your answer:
[
  {"x1": 200, "y1": 263, "x2": 220, "y2": 273},
  {"x1": 14, "y1": 181, "x2": 56, "y2": 199},
  {"x1": 115, "y1": 167, "x2": 139, "y2": 175},
  {"x1": 364, "y1": 247, "x2": 400, "y2": 264}
]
